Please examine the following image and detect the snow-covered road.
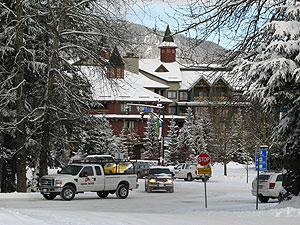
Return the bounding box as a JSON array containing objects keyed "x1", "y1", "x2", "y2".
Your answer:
[{"x1": 1, "y1": 162, "x2": 300, "y2": 225}]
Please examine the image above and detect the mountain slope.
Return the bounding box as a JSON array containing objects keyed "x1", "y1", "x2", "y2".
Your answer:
[{"x1": 120, "y1": 22, "x2": 226, "y2": 64}]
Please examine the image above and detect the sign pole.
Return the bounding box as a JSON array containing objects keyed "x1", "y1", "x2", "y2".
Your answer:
[
  {"x1": 256, "y1": 145, "x2": 260, "y2": 210},
  {"x1": 204, "y1": 176, "x2": 207, "y2": 208},
  {"x1": 197, "y1": 153, "x2": 211, "y2": 209}
]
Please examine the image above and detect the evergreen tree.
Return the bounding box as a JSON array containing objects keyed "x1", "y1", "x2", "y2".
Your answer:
[
  {"x1": 144, "y1": 114, "x2": 158, "y2": 160},
  {"x1": 192, "y1": 117, "x2": 207, "y2": 156},
  {"x1": 178, "y1": 108, "x2": 196, "y2": 162},
  {"x1": 0, "y1": 0, "x2": 134, "y2": 192},
  {"x1": 237, "y1": 1, "x2": 300, "y2": 199},
  {"x1": 165, "y1": 118, "x2": 178, "y2": 164}
]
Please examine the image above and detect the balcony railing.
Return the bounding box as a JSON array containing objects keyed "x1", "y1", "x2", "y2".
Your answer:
[{"x1": 194, "y1": 96, "x2": 209, "y2": 101}]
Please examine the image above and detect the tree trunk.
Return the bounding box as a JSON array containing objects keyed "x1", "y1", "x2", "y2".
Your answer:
[
  {"x1": 0, "y1": 112, "x2": 3, "y2": 192},
  {"x1": 40, "y1": 0, "x2": 69, "y2": 177},
  {"x1": 15, "y1": 0, "x2": 27, "y2": 192},
  {"x1": 40, "y1": 117, "x2": 49, "y2": 177},
  {"x1": 223, "y1": 159, "x2": 227, "y2": 176},
  {"x1": 0, "y1": 157, "x2": 3, "y2": 192},
  {"x1": 283, "y1": 142, "x2": 300, "y2": 199}
]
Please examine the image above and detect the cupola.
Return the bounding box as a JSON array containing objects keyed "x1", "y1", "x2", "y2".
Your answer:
[
  {"x1": 159, "y1": 25, "x2": 177, "y2": 63},
  {"x1": 107, "y1": 46, "x2": 125, "y2": 78}
]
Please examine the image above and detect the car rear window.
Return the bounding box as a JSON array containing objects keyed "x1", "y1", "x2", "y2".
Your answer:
[
  {"x1": 276, "y1": 174, "x2": 283, "y2": 182},
  {"x1": 258, "y1": 175, "x2": 270, "y2": 181}
]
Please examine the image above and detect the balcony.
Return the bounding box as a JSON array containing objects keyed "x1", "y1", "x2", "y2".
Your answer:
[{"x1": 194, "y1": 96, "x2": 209, "y2": 101}]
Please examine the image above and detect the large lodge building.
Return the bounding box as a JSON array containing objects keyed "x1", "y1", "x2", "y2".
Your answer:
[{"x1": 81, "y1": 26, "x2": 246, "y2": 160}]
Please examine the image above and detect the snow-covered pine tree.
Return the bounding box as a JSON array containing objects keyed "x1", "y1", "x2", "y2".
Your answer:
[
  {"x1": 237, "y1": 1, "x2": 300, "y2": 199},
  {"x1": 80, "y1": 116, "x2": 117, "y2": 156},
  {"x1": 144, "y1": 114, "x2": 159, "y2": 160},
  {"x1": 192, "y1": 117, "x2": 207, "y2": 156},
  {"x1": 0, "y1": 0, "x2": 135, "y2": 191},
  {"x1": 178, "y1": 108, "x2": 196, "y2": 162},
  {"x1": 165, "y1": 118, "x2": 179, "y2": 164}
]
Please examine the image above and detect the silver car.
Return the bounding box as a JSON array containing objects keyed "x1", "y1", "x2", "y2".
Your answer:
[
  {"x1": 145, "y1": 166, "x2": 174, "y2": 193},
  {"x1": 124, "y1": 163, "x2": 151, "y2": 178}
]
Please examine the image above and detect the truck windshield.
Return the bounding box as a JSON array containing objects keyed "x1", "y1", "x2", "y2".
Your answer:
[
  {"x1": 60, "y1": 165, "x2": 83, "y2": 175},
  {"x1": 149, "y1": 169, "x2": 171, "y2": 175}
]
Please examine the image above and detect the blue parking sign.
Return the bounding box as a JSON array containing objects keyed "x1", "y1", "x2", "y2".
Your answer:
[{"x1": 255, "y1": 149, "x2": 267, "y2": 171}]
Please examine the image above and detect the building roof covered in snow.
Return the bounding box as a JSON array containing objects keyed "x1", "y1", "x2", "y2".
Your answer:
[{"x1": 81, "y1": 66, "x2": 172, "y2": 103}]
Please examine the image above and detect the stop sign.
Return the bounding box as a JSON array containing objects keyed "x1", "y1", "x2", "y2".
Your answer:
[{"x1": 198, "y1": 153, "x2": 211, "y2": 166}]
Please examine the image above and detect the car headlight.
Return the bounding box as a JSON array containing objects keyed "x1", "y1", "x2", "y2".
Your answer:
[
  {"x1": 167, "y1": 179, "x2": 174, "y2": 183},
  {"x1": 55, "y1": 180, "x2": 62, "y2": 187},
  {"x1": 149, "y1": 178, "x2": 156, "y2": 183}
]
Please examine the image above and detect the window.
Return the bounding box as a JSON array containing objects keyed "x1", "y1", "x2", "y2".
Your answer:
[
  {"x1": 199, "y1": 87, "x2": 209, "y2": 97},
  {"x1": 167, "y1": 90, "x2": 177, "y2": 99},
  {"x1": 179, "y1": 91, "x2": 188, "y2": 101},
  {"x1": 155, "y1": 65, "x2": 169, "y2": 72},
  {"x1": 276, "y1": 174, "x2": 283, "y2": 182},
  {"x1": 123, "y1": 120, "x2": 136, "y2": 130},
  {"x1": 168, "y1": 106, "x2": 176, "y2": 115},
  {"x1": 137, "y1": 106, "x2": 146, "y2": 112},
  {"x1": 116, "y1": 68, "x2": 123, "y2": 78},
  {"x1": 120, "y1": 103, "x2": 132, "y2": 113},
  {"x1": 81, "y1": 166, "x2": 94, "y2": 176},
  {"x1": 108, "y1": 67, "x2": 114, "y2": 78},
  {"x1": 216, "y1": 87, "x2": 228, "y2": 97},
  {"x1": 95, "y1": 166, "x2": 102, "y2": 176}
]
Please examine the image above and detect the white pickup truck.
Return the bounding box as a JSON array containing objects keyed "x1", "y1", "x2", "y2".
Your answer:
[
  {"x1": 39, "y1": 162, "x2": 138, "y2": 201},
  {"x1": 173, "y1": 163, "x2": 212, "y2": 181}
]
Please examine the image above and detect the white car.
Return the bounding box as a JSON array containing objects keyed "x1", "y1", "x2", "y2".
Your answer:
[
  {"x1": 251, "y1": 171, "x2": 283, "y2": 203},
  {"x1": 174, "y1": 163, "x2": 211, "y2": 181}
]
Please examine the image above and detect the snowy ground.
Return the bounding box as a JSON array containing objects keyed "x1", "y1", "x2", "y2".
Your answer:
[{"x1": 1, "y1": 162, "x2": 300, "y2": 225}]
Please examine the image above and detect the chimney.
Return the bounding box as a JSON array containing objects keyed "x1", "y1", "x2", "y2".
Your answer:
[
  {"x1": 123, "y1": 53, "x2": 139, "y2": 75},
  {"x1": 100, "y1": 36, "x2": 111, "y2": 60}
]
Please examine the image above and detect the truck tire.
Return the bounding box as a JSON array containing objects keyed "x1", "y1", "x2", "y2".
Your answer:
[
  {"x1": 146, "y1": 186, "x2": 152, "y2": 193},
  {"x1": 168, "y1": 187, "x2": 174, "y2": 193},
  {"x1": 42, "y1": 193, "x2": 57, "y2": 200},
  {"x1": 116, "y1": 184, "x2": 129, "y2": 199},
  {"x1": 97, "y1": 191, "x2": 109, "y2": 198},
  {"x1": 60, "y1": 186, "x2": 75, "y2": 201},
  {"x1": 258, "y1": 195, "x2": 269, "y2": 203},
  {"x1": 278, "y1": 193, "x2": 284, "y2": 203},
  {"x1": 187, "y1": 173, "x2": 193, "y2": 181}
]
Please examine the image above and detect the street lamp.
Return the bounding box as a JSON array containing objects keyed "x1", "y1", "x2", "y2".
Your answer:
[{"x1": 127, "y1": 102, "x2": 165, "y2": 165}]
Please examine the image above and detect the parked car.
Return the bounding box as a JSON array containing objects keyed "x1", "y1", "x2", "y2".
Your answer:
[
  {"x1": 174, "y1": 163, "x2": 211, "y2": 181},
  {"x1": 251, "y1": 171, "x2": 283, "y2": 203},
  {"x1": 145, "y1": 166, "x2": 174, "y2": 193},
  {"x1": 104, "y1": 162, "x2": 132, "y2": 174},
  {"x1": 124, "y1": 163, "x2": 151, "y2": 178}
]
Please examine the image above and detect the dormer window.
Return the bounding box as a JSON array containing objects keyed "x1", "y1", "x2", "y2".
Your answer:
[{"x1": 155, "y1": 65, "x2": 169, "y2": 72}]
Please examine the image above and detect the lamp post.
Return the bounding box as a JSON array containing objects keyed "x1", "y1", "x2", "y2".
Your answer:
[{"x1": 127, "y1": 103, "x2": 165, "y2": 165}]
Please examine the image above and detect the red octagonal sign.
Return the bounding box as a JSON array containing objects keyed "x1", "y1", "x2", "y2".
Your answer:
[{"x1": 198, "y1": 153, "x2": 211, "y2": 166}]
